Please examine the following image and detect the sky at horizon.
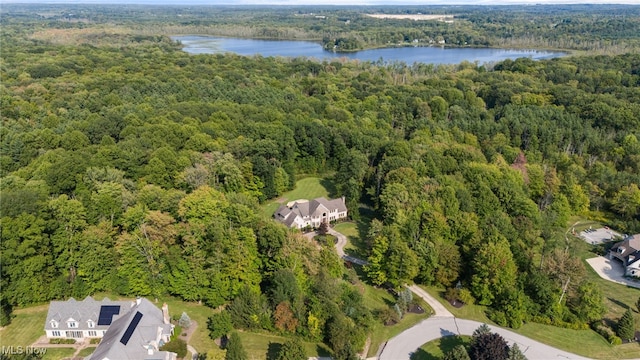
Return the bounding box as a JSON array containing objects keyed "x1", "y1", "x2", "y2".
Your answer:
[{"x1": 3, "y1": 0, "x2": 640, "y2": 5}]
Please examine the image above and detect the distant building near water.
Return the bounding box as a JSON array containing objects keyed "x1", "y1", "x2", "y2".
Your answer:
[{"x1": 275, "y1": 197, "x2": 347, "y2": 229}]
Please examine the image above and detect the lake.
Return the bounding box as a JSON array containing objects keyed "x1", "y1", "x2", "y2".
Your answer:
[{"x1": 172, "y1": 35, "x2": 565, "y2": 65}]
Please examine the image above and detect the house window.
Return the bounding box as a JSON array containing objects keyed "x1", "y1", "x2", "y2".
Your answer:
[
  {"x1": 88, "y1": 331, "x2": 97, "y2": 337},
  {"x1": 68, "y1": 321, "x2": 77, "y2": 328},
  {"x1": 52, "y1": 331, "x2": 61, "y2": 337},
  {"x1": 51, "y1": 321, "x2": 58, "y2": 328},
  {"x1": 88, "y1": 321, "x2": 95, "y2": 328}
]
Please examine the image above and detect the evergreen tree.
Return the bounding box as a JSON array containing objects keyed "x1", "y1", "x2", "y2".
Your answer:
[
  {"x1": 178, "y1": 312, "x2": 192, "y2": 329},
  {"x1": 636, "y1": 297, "x2": 640, "y2": 314},
  {"x1": 472, "y1": 324, "x2": 491, "y2": 340},
  {"x1": 617, "y1": 309, "x2": 636, "y2": 341},
  {"x1": 508, "y1": 343, "x2": 528, "y2": 360},
  {"x1": 225, "y1": 332, "x2": 248, "y2": 360},
  {"x1": 469, "y1": 333, "x2": 509, "y2": 360},
  {"x1": 276, "y1": 338, "x2": 306, "y2": 360},
  {"x1": 444, "y1": 344, "x2": 471, "y2": 360}
]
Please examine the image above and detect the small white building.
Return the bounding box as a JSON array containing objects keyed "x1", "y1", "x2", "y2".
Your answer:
[{"x1": 275, "y1": 197, "x2": 347, "y2": 229}]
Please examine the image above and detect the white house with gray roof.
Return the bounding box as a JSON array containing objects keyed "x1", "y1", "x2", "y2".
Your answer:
[
  {"x1": 89, "y1": 297, "x2": 175, "y2": 360},
  {"x1": 44, "y1": 296, "x2": 133, "y2": 340},
  {"x1": 610, "y1": 234, "x2": 640, "y2": 278},
  {"x1": 275, "y1": 197, "x2": 348, "y2": 229}
]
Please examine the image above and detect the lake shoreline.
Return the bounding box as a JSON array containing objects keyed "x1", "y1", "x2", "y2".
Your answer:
[
  {"x1": 171, "y1": 35, "x2": 567, "y2": 65},
  {"x1": 170, "y1": 33, "x2": 570, "y2": 55}
]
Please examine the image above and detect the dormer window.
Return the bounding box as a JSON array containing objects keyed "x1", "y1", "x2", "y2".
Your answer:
[
  {"x1": 88, "y1": 320, "x2": 95, "y2": 328},
  {"x1": 50, "y1": 320, "x2": 58, "y2": 328},
  {"x1": 68, "y1": 321, "x2": 78, "y2": 328}
]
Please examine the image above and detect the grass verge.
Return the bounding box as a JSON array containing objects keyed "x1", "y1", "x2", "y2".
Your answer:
[
  {"x1": 77, "y1": 347, "x2": 96, "y2": 357},
  {"x1": 412, "y1": 335, "x2": 471, "y2": 360},
  {"x1": 362, "y1": 284, "x2": 433, "y2": 357}
]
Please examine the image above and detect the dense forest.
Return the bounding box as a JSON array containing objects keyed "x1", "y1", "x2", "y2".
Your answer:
[{"x1": 1, "y1": 4, "x2": 640, "y2": 359}]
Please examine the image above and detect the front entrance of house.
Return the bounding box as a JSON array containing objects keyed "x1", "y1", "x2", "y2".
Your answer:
[{"x1": 66, "y1": 331, "x2": 83, "y2": 338}]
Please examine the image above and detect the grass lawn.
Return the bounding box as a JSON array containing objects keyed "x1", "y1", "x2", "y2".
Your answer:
[
  {"x1": 237, "y1": 331, "x2": 331, "y2": 359},
  {"x1": 41, "y1": 348, "x2": 76, "y2": 360},
  {"x1": 77, "y1": 347, "x2": 96, "y2": 357},
  {"x1": 361, "y1": 284, "x2": 433, "y2": 357},
  {"x1": 419, "y1": 286, "x2": 494, "y2": 324},
  {"x1": 412, "y1": 335, "x2": 471, "y2": 360},
  {"x1": 161, "y1": 297, "x2": 218, "y2": 355},
  {"x1": 261, "y1": 177, "x2": 336, "y2": 218},
  {"x1": 0, "y1": 304, "x2": 49, "y2": 347},
  {"x1": 515, "y1": 322, "x2": 640, "y2": 360}
]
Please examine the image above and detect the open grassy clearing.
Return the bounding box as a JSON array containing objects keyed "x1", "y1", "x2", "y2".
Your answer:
[
  {"x1": 237, "y1": 331, "x2": 331, "y2": 359},
  {"x1": 0, "y1": 304, "x2": 49, "y2": 347},
  {"x1": 412, "y1": 335, "x2": 472, "y2": 360},
  {"x1": 260, "y1": 177, "x2": 335, "y2": 218}
]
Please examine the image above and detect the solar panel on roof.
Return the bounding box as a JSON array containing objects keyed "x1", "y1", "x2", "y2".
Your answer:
[
  {"x1": 97, "y1": 305, "x2": 121, "y2": 326},
  {"x1": 120, "y1": 311, "x2": 143, "y2": 345}
]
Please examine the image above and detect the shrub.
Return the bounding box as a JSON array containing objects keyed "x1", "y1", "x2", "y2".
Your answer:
[
  {"x1": 160, "y1": 338, "x2": 188, "y2": 358},
  {"x1": 610, "y1": 336, "x2": 622, "y2": 345},
  {"x1": 488, "y1": 310, "x2": 508, "y2": 327},
  {"x1": 172, "y1": 325, "x2": 183, "y2": 341},
  {"x1": 458, "y1": 288, "x2": 475, "y2": 305},
  {"x1": 50, "y1": 338, "x2": 76, "y2": 344},
  {"x1": 445, "y1": 288, "x2": 459, "y2": 302}
]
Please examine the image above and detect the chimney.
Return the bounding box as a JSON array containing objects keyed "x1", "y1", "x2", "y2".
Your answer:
[
  {"x1": 135, "y1": 297, "x2": 142, "y2": 306},
  {"x1": 162, "y1": 303, "x2": 169, "y2": 325}
]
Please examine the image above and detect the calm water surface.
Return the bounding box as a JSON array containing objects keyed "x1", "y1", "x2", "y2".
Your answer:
[{"x1": 172, "y1": 35, "x2": 565, "y2": 65}]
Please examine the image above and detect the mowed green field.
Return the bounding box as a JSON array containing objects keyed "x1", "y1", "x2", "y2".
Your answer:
[
  {"x1": 237, "y1": 331, "x2": 331, "y2": 359},
  {"x1": 261, "y1": 177, "x2": 334, "y2": 218},
  {"x1": 0, "y1": 304, "x2": 49, "y2": 347}
]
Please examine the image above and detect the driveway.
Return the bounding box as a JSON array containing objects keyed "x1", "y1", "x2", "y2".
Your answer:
[
  {"x1": 303, "y1": 228, "x2": 368, "y2": 266},
  {"x1": 586, "y1": 256, "x2": 640, "y2": 289}
]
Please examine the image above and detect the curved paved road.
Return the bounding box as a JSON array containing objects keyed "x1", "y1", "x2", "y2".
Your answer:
[
  {"x1": 310, "y1": 227, "x2": 603, "y2": 360},
  {"x1": 381, "y1": 286, "x2": 593, "y2": 360},
  {"x1": 379, "y1": 316, "x2": 592, "y2": 360}
]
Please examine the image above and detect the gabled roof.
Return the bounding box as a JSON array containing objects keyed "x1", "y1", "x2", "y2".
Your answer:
[
  {"x1": 89, "y1": 298, "x2": 174, "y2": 360},
  {"x1": 612, "y1": 234, "x2": 640, "y2": 257},
  {"x1": 45, "y1": 296, "x2": 132, "y2": 331}
]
